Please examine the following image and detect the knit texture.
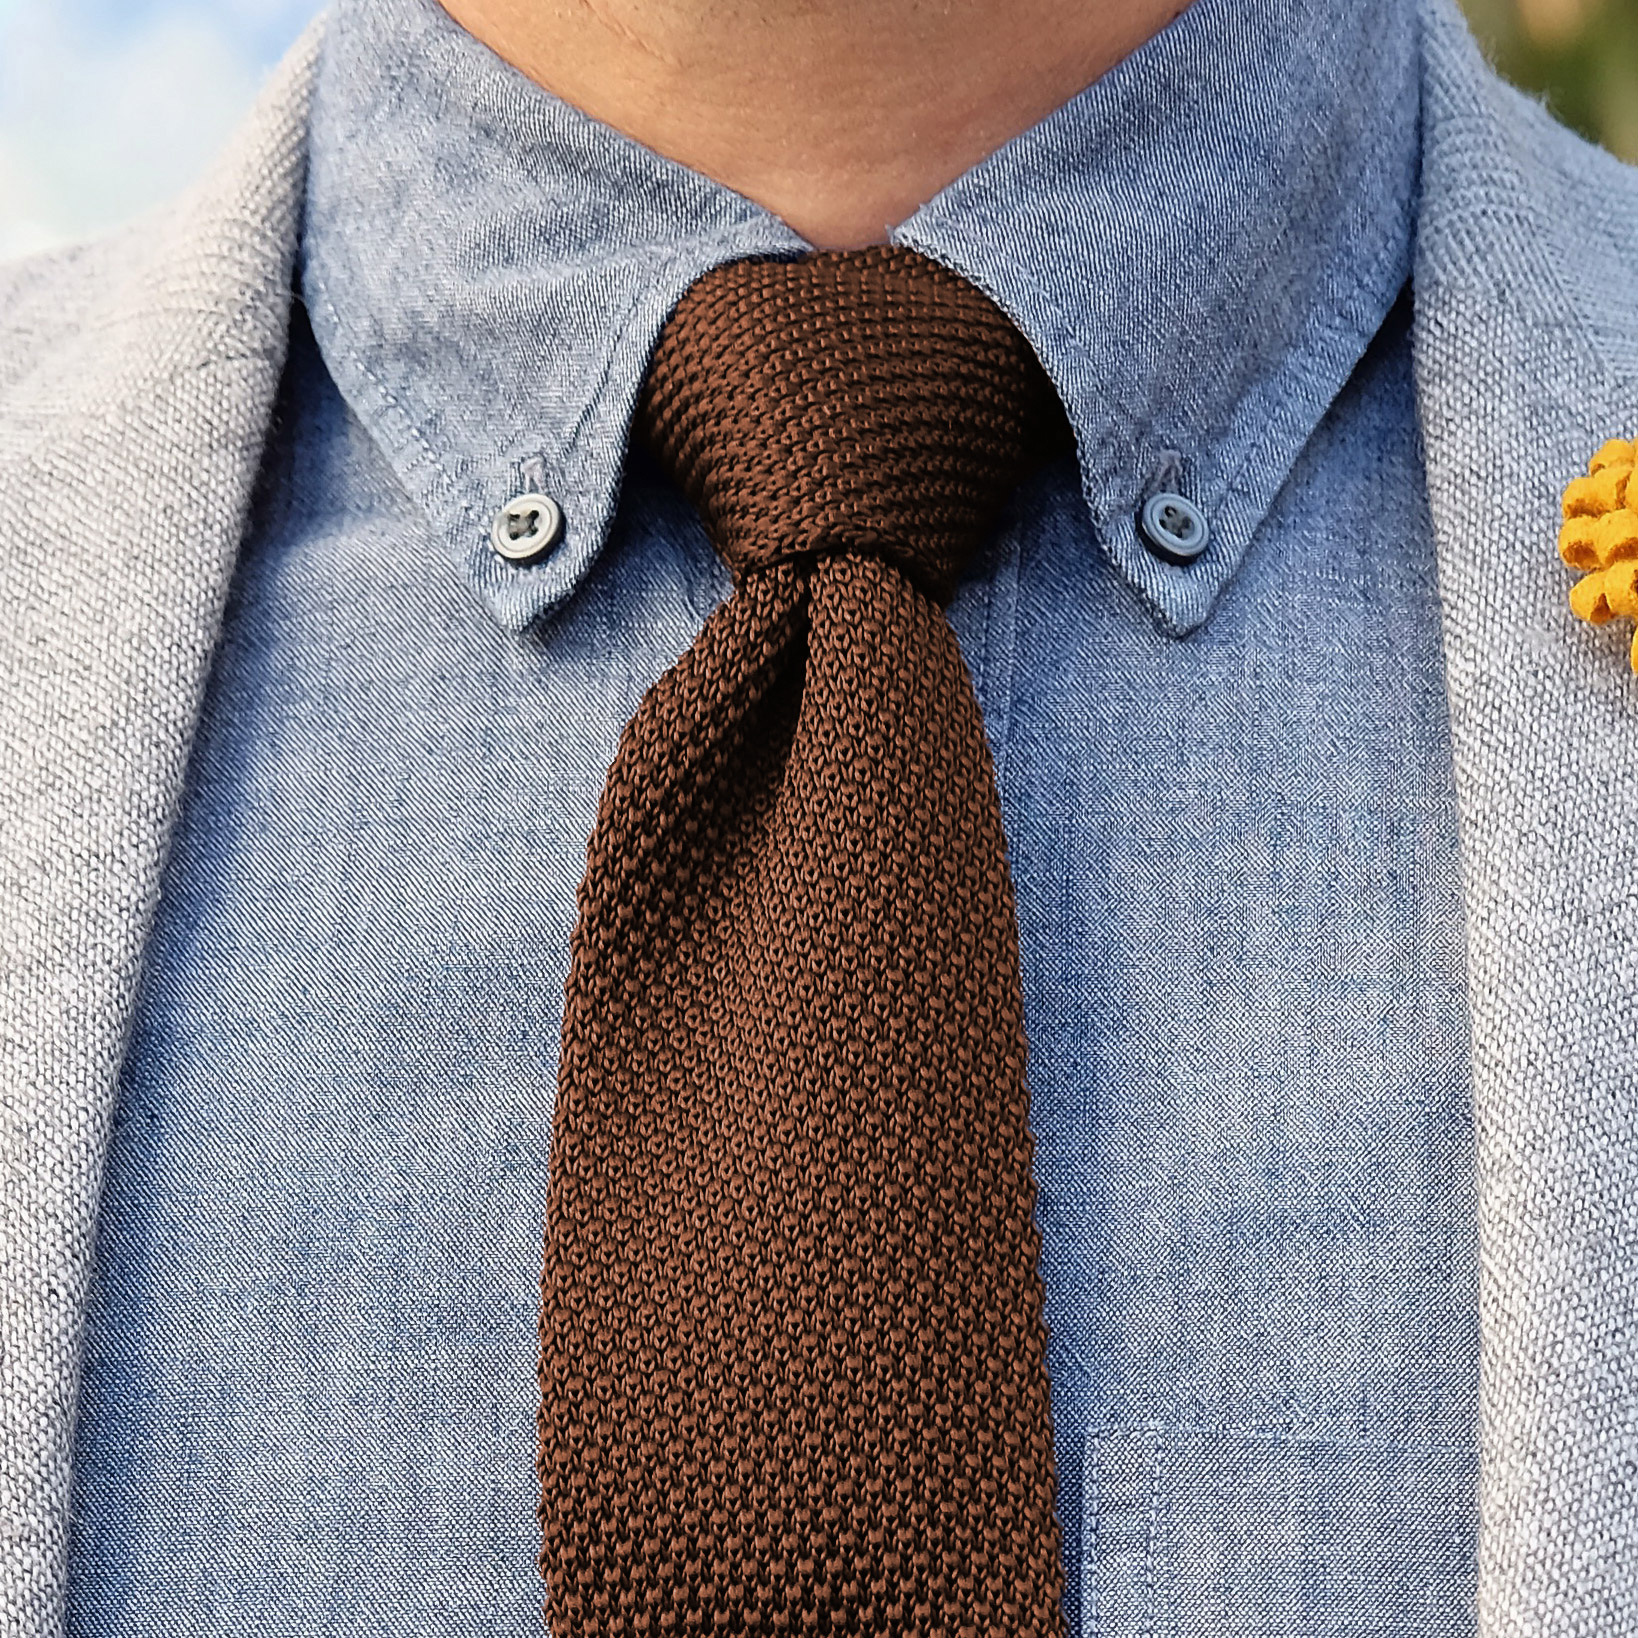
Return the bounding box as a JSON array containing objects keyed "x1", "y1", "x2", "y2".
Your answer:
[{"x1": 536, "y1": 248, "x2": 1068, "y2": 1636}]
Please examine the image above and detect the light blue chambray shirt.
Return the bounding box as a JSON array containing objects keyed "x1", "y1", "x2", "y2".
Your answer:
[{"x1": 67, "y1": 0, "x2": 1481, "y2": 1632}]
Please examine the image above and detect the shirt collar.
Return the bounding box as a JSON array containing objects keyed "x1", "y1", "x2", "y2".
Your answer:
[{"x1": 303, "y1": 0, "x2": 1421, "y2": 635}]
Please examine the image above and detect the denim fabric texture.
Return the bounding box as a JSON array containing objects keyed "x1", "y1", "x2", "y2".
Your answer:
[{"x1": 67, "y1": 0, "x2": 1480, "y2": 1633}]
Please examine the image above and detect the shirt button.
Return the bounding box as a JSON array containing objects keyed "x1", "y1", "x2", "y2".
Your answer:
[
  {"x1": 491, "y1": 492, "x2": 564, "y2": 563},
  {"x1": 1139, "y1": 491, "x2": 1210, "y2": 565}
]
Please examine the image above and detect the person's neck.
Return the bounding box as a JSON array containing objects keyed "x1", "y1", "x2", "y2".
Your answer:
[{"x1": 438, "y1": 0, "x2": 1191, "y2": 248}]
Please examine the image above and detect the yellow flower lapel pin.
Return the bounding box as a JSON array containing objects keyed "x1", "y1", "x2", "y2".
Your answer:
[{"x1": 1560, "y1": 437, "x2": 1638, "y2": 670}]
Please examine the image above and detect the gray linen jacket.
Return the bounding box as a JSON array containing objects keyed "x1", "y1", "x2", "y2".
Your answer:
[{"x1": 3, "y1": 3, "x2": 1638, "y2": 1635}]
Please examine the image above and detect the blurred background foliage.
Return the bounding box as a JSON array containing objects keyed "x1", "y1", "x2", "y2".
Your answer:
[{"x1": 1461, "y1": 0, "x2": 1638, "y2": 160}]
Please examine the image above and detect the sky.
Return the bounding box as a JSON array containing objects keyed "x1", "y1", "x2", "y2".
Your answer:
[{"x1": 0, "y1": 0, "x2": 324, "y2": 259}]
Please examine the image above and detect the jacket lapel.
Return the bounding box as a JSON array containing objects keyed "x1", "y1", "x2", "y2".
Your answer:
[
  {"x1": 1415, "y1": 2, "x2": 1638, "y2": 1631},
  {"x1": 0, "y1": 29, "x2": 318, "y2": 1638}
]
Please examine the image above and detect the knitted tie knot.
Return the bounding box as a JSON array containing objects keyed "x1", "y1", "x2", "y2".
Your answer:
[{"x1": 637, "y1": 245, "x2": 1064, "y2": 603}]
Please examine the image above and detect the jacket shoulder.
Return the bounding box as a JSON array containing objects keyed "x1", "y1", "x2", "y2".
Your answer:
[
  {"x1": 1498, "y1": 77, "x2": 1638, "y2": 273},
  {"x1": 0, "y1": 20, "x2": 321, "y2": 464},
  {"x1": 0, "y1": 231, "x2": 153, "y2": 406},
  {"x1": 1422, "y1": 4, "x2": 1638, "y2": 354}
]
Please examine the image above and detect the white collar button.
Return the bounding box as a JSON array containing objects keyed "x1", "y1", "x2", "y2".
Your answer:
[{"x1": 491, "y1": 493, "x2": 564, "y2": 564}]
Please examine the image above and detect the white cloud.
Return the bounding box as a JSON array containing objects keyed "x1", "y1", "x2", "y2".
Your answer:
[{"x1": 0, "y1": 2, "x2": 304, "y2": 260}]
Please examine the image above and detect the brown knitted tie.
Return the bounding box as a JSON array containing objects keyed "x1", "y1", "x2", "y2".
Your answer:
[{"x1": 538, "y1": 246, "x2": 1067, "y2": 1638}]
